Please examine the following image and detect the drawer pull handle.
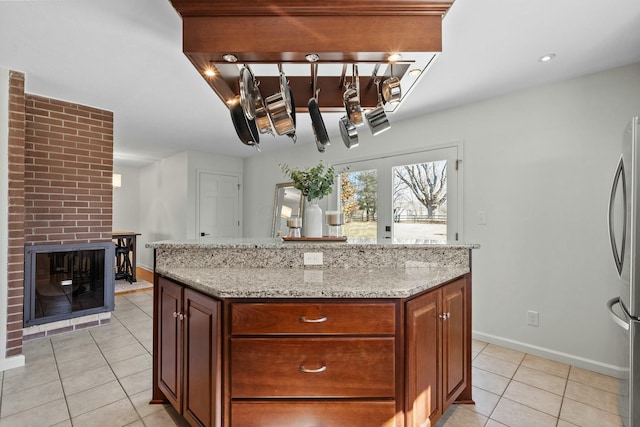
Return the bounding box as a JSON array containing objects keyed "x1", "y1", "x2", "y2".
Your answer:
[
  {"x1": 299, "y1": 316, "x2": 327, "y2": 323},
  {"x1": 299, "y1": 364, "x2": 327, "y2": 373}
]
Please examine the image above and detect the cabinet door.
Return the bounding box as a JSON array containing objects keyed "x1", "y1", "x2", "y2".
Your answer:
[
  {"x1": 405, "y1": 290, "x2": 441, "y2": 427},
  {"x1": 442, "y1": 278, "x2": 468, "y2": 407},
  {"x1": 158, "y1": 277, "x2": 183, "y2": 412},
  {"x1": 183, "y1": 288, "x2": 221, "y2": 427}
]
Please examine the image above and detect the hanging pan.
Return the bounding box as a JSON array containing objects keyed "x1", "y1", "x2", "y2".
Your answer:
[
  {"x1": 239, "y1": 65, "x2": 257, "y2": 120},
  {"x1": 229, "y1": 95, "x2": 260, "y2": 149},
  {"x1": 308, "y1": 64, "x2": 330, "y2": 151}
]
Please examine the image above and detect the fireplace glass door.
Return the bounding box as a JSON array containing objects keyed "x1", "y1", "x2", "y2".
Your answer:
[{"x1": 24, "y1": 243, "x2": 115, "y2": 326}]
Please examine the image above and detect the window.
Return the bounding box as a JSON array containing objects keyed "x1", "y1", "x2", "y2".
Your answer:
[{"x1": 331, "y1": 145, "x2": 462, "y2": 244}]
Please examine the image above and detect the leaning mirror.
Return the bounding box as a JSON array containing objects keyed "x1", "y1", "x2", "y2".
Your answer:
[{"x1": 272, "y1": 182, "x2": 304, "y2": 237}]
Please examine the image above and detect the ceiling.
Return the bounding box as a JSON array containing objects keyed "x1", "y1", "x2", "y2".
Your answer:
[{"x1": 1, "y1": 0, "x2": 640, "y2": 166}]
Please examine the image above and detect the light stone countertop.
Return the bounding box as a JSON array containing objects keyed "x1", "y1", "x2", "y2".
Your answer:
[
  {"x1": 156, "y1": 266, "x2": 470, "y2": 299},
  {"x1": 146, "y1": 237, "x2": 479, "y2": 250}
]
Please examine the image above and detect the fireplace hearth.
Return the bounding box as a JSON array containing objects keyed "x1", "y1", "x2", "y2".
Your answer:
[{"x1": 24, "y1": 243, "x2": 115, "y2": 326}]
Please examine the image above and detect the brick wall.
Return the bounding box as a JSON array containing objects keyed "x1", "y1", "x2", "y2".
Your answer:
[
  {"x1": 4, "y1": 87, "x2": 114, "y2": 354},
  {"x1": 24, "y1": 95, "x2": 113, "y2": 244},
  {"x1": 6, "y1": 72, "x2": 25, "y2": 357}
]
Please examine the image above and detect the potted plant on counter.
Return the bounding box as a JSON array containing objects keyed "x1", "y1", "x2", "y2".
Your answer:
[{"x1": 280, "y1": 161, "x2": 337, "y2": 238}]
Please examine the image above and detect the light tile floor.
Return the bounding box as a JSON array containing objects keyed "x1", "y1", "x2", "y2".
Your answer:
[
  {"x1": 434, "y1": 341, "x2": 624, "y2": 427},
  {"x1": 0, "y1": 290, "x2": 624, "y2": 427}
]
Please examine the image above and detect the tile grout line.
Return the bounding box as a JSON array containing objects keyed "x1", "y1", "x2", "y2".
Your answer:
[
  {"x1": 100, "y1": 293, "x2": 156, "y2": 426},
  {"x1": 50, "y1": 337, "x2": 74, "y2": 427}
]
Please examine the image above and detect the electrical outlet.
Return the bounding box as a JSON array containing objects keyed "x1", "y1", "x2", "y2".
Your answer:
[
  {"x1": 527, "y1": 310, "x2": 539, "y2": 327},
  {"x1": 303, "y1": 252, "x2": 323, "y2": 266},
  {"x1": 478, "y1": 211, "x2": 487, "y2": 225}
]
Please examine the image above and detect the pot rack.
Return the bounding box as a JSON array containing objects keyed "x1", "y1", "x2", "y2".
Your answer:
[{"x1": 170, "y1": 0, "x2": 454, "y2": 114}]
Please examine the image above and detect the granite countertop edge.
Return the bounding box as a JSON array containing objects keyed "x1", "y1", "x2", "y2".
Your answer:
[
  {"x1": 155, "y1": 266, "x2": 470, "y2": 299},
  {"x1": 146, "y1": 238, "x2": 479, "y2": 250}
]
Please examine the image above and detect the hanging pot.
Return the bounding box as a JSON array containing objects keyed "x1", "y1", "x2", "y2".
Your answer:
[
  {"x1": 252, "y1": 81, "x2": 274, "y2": 136},
  {"x1": 365, "y1": 79, "x2": 391, "y2": 136},
  {"x1": 343, "y1": 64, "x2": 364, "y2": 127},
  {"x1": 266, "y1": 66, "x2": 296, "y2": 140},
  {"x1": 382, "y1": 63, "x2": 402, "y2": 103},
  {"x1": 339, "y1": 115, "x2": 358, "y2": 149},
  {"x1": 239, "y1": 65, "x2": 257, "y2": 120},
  {"x1": 230, "y1": 95, "x2": 260, "y2": 148}
]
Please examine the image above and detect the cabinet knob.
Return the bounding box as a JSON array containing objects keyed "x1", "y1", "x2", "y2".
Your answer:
[
  {"x1": 178, "y1": 313, "x2": 185, "y2": 320},
  {"x1": 439, "y1": 312, "x2": 450, "y2": 320},
  {"x1": 299, "y1": 316, "x2": 327, "y2": 323},
  {"x1": 173, "y1": 311, "x2": 179, "y2": 318},
  {"x1": 299, "y1": 364, "x2": 327, "y2": 373}
]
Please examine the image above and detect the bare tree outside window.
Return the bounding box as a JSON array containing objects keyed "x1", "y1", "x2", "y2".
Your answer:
[
  {"x1": 392, "y1": 161, "x2": 447, "y2": 242},
  {"x1": 394, "y1": 161, "x2": 447, "y2": 218}
]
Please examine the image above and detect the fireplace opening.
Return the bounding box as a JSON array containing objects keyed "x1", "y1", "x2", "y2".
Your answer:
[{"x1": 24, "y1": 243, "x2": 115, "y2": 326}]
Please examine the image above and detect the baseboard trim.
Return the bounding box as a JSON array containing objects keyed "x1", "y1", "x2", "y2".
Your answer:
[
  {"x1": 0, "y1": 354, "x2": 25, "y2": 372},
  {"x1": 136, "y1": 266, "x2": 154, "y2": 284},
  {"x1": 473, "y1": 331, "x2": 627, "y2": 379}
]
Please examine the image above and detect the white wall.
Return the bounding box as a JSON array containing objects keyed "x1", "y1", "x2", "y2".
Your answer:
[
  {"x1": 133, "y1": 150, "x2": 243, "y2": 271},
  {"x1": 112, "y1": 165, "x2": 140, "y2": 232},
  {"x1": 243, "y1": 62, "x2": 640, "y2": 376},
  {"x1": 0, "y1": 68, "x2": 25, "y2": 371}
]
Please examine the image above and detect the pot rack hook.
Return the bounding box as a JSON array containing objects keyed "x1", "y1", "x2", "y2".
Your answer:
[
  {"x1": 353, "y1": 64, "x2": 360, "y2": 96},
  {"x1": 338, "y1": 64, "x2": 348, "y2": 88},
  {"x1": 311, "y1": 63, "x2": 318, "y2": 93},
  {"x1": 367, "y1": 63, "x2": 381, "y2": 90}
]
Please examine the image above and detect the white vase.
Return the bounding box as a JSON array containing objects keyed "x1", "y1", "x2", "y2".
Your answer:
[{"x1": 304, "y1": 199, "x2": 323, "y2": 238}]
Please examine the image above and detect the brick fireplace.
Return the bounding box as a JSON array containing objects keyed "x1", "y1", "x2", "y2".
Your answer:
[{"x1": 5, "y1": 71, "x2": 115, "y2": 352}]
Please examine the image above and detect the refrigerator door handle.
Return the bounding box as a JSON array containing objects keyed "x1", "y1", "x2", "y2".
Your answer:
[
  {"x1": 607, "y1": 297, "x2": 630, "y2": 331},
  {"x1": 608, "y1": 155, "x2": 627, "y2": 276}
]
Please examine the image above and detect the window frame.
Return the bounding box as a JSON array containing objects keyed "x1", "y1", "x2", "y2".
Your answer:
[{"x1": 330, "y1": 142, "x2": 464, "y2": 244}]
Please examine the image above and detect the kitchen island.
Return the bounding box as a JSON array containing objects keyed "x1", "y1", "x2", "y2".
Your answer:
[{"x1": 148, "y1": 239, "x2": 477, "y2": 427}]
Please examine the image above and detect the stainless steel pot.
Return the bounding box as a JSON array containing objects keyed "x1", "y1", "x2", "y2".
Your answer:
[
  {"x1": 343, "y1": 65, "x2": 364, "y2": 127},
  {"x1": 266, "y1": 67, "x2": 296, "y2": 139},
  {"x1": 382, "y1": 63, "x2": 402, "y2": 103},
  {"x1": 253, "y1": 82, "x2": 274, "y2": 136},
  {"x1": 365, "y1": 79, "x2": 391, "y2": 136},
  {"x1": 339, "y1": 115, "x2": 358, "y2": 149}
]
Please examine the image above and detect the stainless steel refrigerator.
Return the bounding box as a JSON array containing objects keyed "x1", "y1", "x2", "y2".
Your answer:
[{"x1": 607, "y1": 116, "x2": 640, "y2": 427}]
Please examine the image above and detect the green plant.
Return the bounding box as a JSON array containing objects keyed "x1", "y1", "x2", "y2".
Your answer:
[{"x1": 280, "y1": 161, "x2": 338, "y2": 202}]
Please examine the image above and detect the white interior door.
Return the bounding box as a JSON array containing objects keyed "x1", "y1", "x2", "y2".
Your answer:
[{"x1": 198, "y1": 172, "x2": 240, "y2": 240}]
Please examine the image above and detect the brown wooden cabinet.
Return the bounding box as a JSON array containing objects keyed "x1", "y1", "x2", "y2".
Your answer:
[
  {"x1": 156, "y1": 277, "x2": 221, "y2": 427},
  {"x1": 153, "y1": 274, "x2": 471, "y2": 427},
  {"x1": 227, "y1": 300, "x2": 400, "y2": 427},
  {"x1": 405, "y1": 277, "x2": 471, "y2": 427}
]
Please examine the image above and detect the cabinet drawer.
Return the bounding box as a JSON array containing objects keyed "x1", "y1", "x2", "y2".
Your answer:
[
  {"x1": 230, "y1": 400, "x2": 398, "y2": 427},
  {"x1": 230, "y1": 337, "x2": 395, "y2": 398},
  {"x1": 230, "y1": 302, "x2": 396, "y2": 335}
]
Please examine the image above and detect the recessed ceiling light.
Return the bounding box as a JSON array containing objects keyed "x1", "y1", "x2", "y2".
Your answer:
[
  {"x1": 222, "y1": 54, "x2": 238, "y2": 63},
  {"x1": 305, "y1": 53, "x2": 320, "y2": 63},
  {"x1": 387, "y1": 53, "x2": 402, "y2": 62},
  {"x1": 408, "y1": 68, "x2": 422, "y2": 78},
  {"x1": 539, "y1": 53, "x2": 556, "y2": 62},
  {"x1": 203, "y1": 68, "x2": 216, "y2": 77}
]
